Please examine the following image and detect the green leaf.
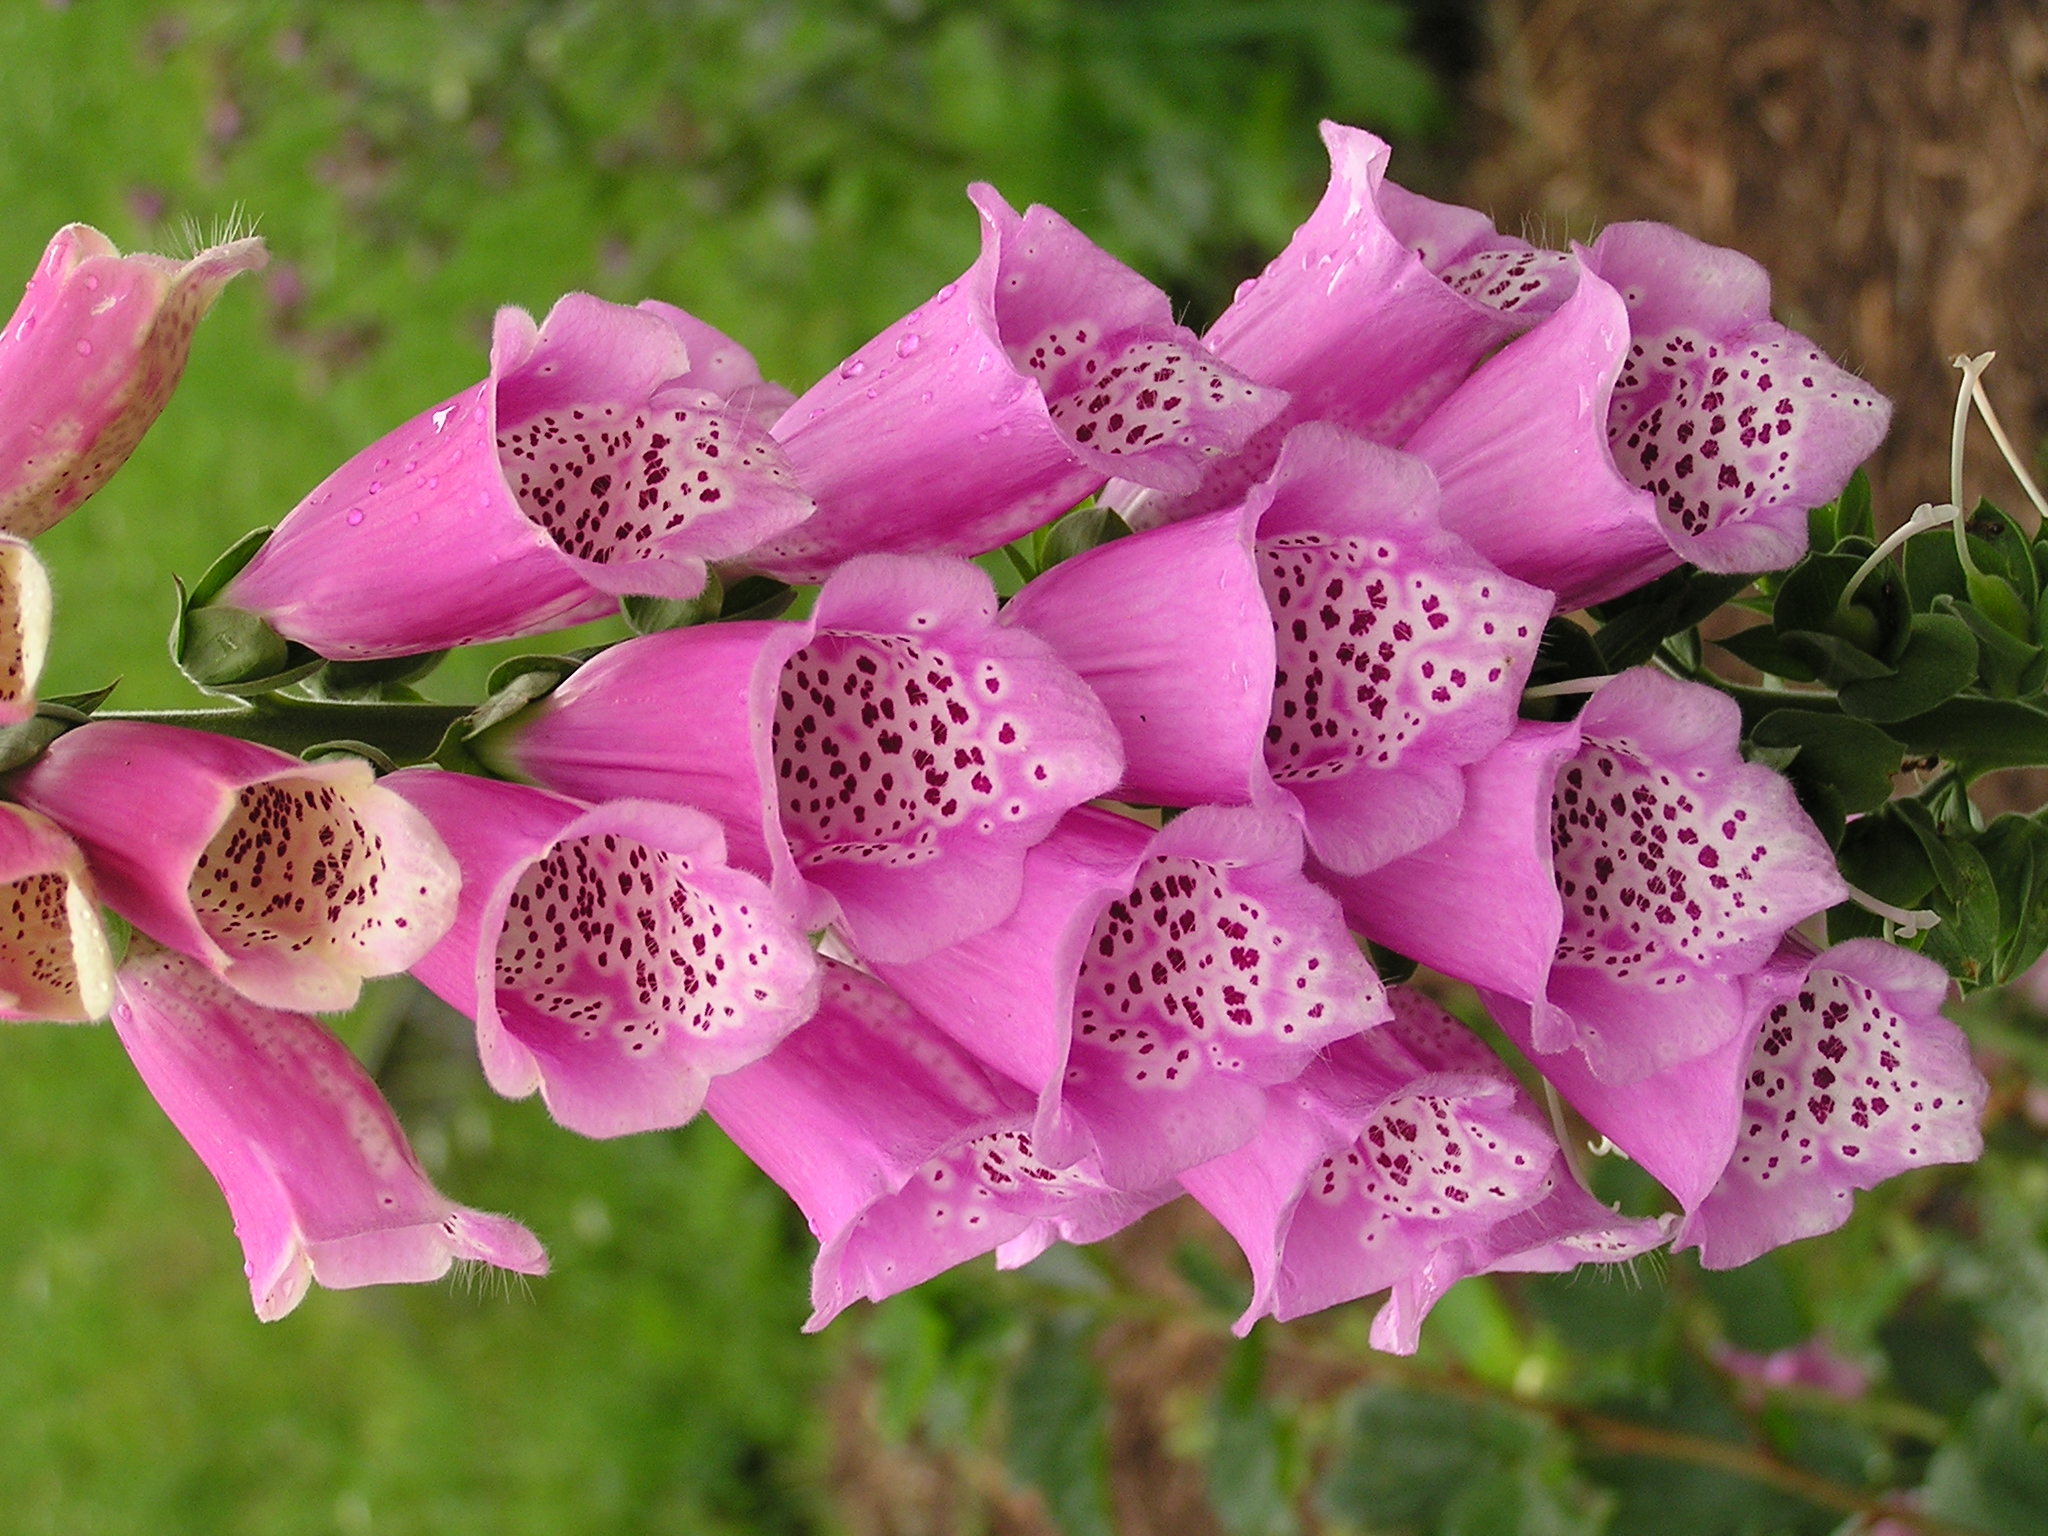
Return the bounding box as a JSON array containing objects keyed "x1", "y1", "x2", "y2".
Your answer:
[
  {"x1": 1007, "y1": 1313, "x2": 1115, "y2": 1536},
  {"x1": 1836, "y1": 467, "x2": 1875, "y2": 544},
  {"x1": 1174, "y1": 1239, "x2": 1253, "y2": 1317},
  {"x1": 717, "y1": 576, "x2": 800, "y2": 623},
  {"x1": 1777, "y1": 628, "x2": 1896, "y2": 683},
  {"x1": 1770, "y1": 551, "x2": 1861, "y2": 636},
  {"x1": 1713, "y1": 624, "x2": 1819, "y2": 683},
  {"x1": 1973, "y1": 813, "x2": 2048, "y2": 984},
  {"x1": 1208, "y1": 1335, "x2": 1299, "y2": 1536},
  {"x1": 1318, "y1": 1386, "x2": 1601, "y2": 1536},
  {"x1": 1038, "y1": 503, "x2": 1132, "y2": 573},
  {"x1": 1750, "y1": 711, "x2": 1903, "y2": 815},
  {"x1": 1837, "y1": 612, "x2": 1979, "y2": 722},
  {"x1": 1592, "y1": 567, "x2": 1755, "y2": 672},
  {"x1": 1888, "y1": 697, "x2": 2048, "y2": 779},
  {"x1": 1922, "y1": 1389, "x2": 2048, "y2": 1536},
  {"x1": 1835, "y1": 808, "x2": 1937, "y2": 910},
  {"x1": 1917, "y1": 835, "x2": 2000, "y2": 989},
  {"x1": 1939, "y1": 595, "x2": 2048, "y2": 698}
]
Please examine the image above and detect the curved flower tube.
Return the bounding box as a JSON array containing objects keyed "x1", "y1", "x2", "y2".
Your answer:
[
  {"x1": 879, "y1": 804, "x2": 1387, "y2": 1191},
  {"x1": 1007, "y1": 423, "x2": 1551, "y2": 874},
  {"x1": 390, "y1": 770, "x2": 819, "y2": 1139},
  {"x1": 707, "y1": 959, "x2": 1167, "y2": 1329},
  {"x1": 1587, "y1": 222, "x2": 1893, "y2": 575},
  {"x1": 0, "y1": 534, "x2": 51, "y2": 726},
  {"x1": 493, "y1": 555, "x2": 1123, "y2": 964},
  {"x1": 1675, "y1": 939, "x2": 1984, "y2": 1266},
  {"x1": 221, "y1": 293, "x2": 814, "y2": 658},
  {"x1": 0, "y1": 801, "x2": 114, "y2": 1022},
  {"x1": 112, "y1": 940, "x2": 547, "y2": 1321},
  {"x1": 750, "y1": 186, "x2": 1285, "y2": 581},
  {"x1": 10, "y1": 722, "x2": 459, "y2": 1013},
  {"x1": 0, "y1": 224, "x2": 267, "y2": 536},
  {"x1": 1109, "y1": 123, "x2": 1544, "y2": 526},
  {"x1": 1183, "y1": 987, "x2": 1665, "y2": 1348}
]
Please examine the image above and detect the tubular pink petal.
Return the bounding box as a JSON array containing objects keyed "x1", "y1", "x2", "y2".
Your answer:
[
  {"x1": 1185, "y1": 989, "x2": 1574, "y2": 1339},
  {"x1": 225, "y1": 293, "x2": 814, "y2": 657},
  {"x1": 1249, "y1": 424, "x2": 1552, "y2": 873},
  {"x1": 1113, "y1": 124, "x2": 1532, "y2": 527},
  {"x1": 11, "y1": 722, "x2": 458, "y2": 1012},
  {"x1": 1376, "y1": 183, "x2": 1581, "y2": 324},
  {"x1": 1001, "y1": 503, "x2": 1277, "y2": 810},
  {"x1": 391, "y1": 770, "x2": 819, "y2": 1139},
  {"x1": 0, "y1": 535, "x2": 50, "y2": 726},
  {"x1": 0, "y1": 225, "x2": 267, "y2": 536},
  {"x1": 1589, "y1": 223, "x2": 1892, "y2": 574},
  {"x1": 1327, "y1": 719, "x2": 1576, "y2": 1013},
  {"x1": 637, "y1": 301, "x2": 797, "y2": 425},
  {"x1": 705, "y1": 960, "x2": 1162, "y2": 1329},
  {"x1": 1403, "y1": 263, "x2": 1673, "y2": 610},
  {"x1": 0, "y1": 802, "x2": 113, "y2": 1022},
  {"x1": 773, "y1": 555, "x2": 1123, "y2": 962},
  {"x1": 482, "y1": 619, "x2": 820, "y2": 922},
  {"x1": 882, "y1": 805, "x2": 1386, "y2": 1190},
  {"x1": 112, "y1": 941, "x2": 545, "y2": 1321},
  {"x1": 1676, "y1": 940, "x2": 1984, "y2": 1268},
  {"x1": 752, "y1": 188, "x2": 1283, "y2": 582},
  {"x1": 1549, "y1": 669, "x2": 1846, "y2": 1082},
  {"x1": 1483, "y1": 986, "x2": 1753, "y2": 1212}
]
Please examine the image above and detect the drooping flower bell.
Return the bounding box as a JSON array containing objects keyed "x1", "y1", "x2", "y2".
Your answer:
[
  {"x1": 0, "y1": 224, "x2": 267, "y2": 537},
  {"x1": 1328, "y1": 669, "x2": 1845, "y2": 1206},
  {"x1": 483, "y1": 555, "x2": 1124, "y2": 963},
  {"x1": 879, "y1": 804, "x2": 1388, "y2": 1190},
  {"x1": 707, "y1": 958, "x2": 1167, "y2": 1329},
  {"x1": 747, "y1": 186, "x2": 1287, "y2": 581},
  {"x1": 1183, "y1": 987, "x2": 1666, "y2": 1350},
  {"x1": 1007, "y1": 423, "x2": 1551, "y2": 873},
  {"x1": 1677, "y1": 938, "x2": 1984, "y2": 1268},
  {"x1": 0, "y1": 801, "x2": 114, "y2": 1022},
  {"x1": 1587, "y1": 222, "x2": 1894, "y2": 576},
  {"x1": 9, "y1": 722, "x2": 459, "y2": 1012},
  {"x1": 389, "y1": 770, "x2": 819, "y2": 1139},
  {"x1": 1109, "y1": 123, "x2": 1553, "y2": 526},
  {"x1": 213, "y1": 295, "x2": 815, "y2": 661},
  {"x1": 0, "y1": 534, "x2": 51, "y2": 726},
  {"x1": 112, "y1": 939, "x2": 547, "y2": 1321}
]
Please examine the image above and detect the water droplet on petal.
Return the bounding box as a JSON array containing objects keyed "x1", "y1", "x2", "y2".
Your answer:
[
  {"x1": 840, "y1": 359, "x2": 867, "y2": 380},
  {"x1": 346, "y1": 509, "x2": 364, "y2": 526},
  {"x1": 936, "y1": 283, "x2": 957, "y2": 302},
  {"x1": 896, "y1": 333, "x2": 921, "y2": 358},
  {"x1": 75, "y1": 339, "x2": 91, "y2": 356}
]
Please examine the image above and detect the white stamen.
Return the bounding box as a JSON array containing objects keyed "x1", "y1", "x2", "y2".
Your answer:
[
  {"x1": 1838, "y1": 501, "x2": 1958, "y2": 610},
  {"x1": 1950, "y1": 353, "x2": 1996, "y2": 579},
  {"x1": 1967, "y1": 364, "x2": 2048, "y2": 529},
  {"x1": 1844, "y1": 881, "x2": 1941, "y2": 940},
  {"x1": 1586, "y1": 1134, "x2": 1629, "y2": 1160},
  {"x1": 1542, "y1": 1079, "x2": 1596, "y2": 1194},
  {"x1": 1522, "y1": 674, "x2": 1616, "y2": 701}
]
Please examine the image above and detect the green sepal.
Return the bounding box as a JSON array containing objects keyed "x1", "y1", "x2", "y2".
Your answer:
[
  {"x1": 431, "y1": 659, "x2": 577, "y2": 777},
  {"x1": 1778, "y1": 628, "x2": 1895, "y2": 684},
  {"x1": 483, "y1": 653, "x2": 583, "y2": 697},
  {"x1": 42, "y1": 680, "x2": 120, "y2": 715},
  {"x1": 1937, "y1": 594, "x2": 2048, "y2": 698},
  {"x1": 299, "y1": 739, "x2": 398, "y2": 773},
  {"x1": 1714, "y1": 624, "x2": 1819, "y2": 683},
  {"x1": 1589, "y1": 566, "x2": 1754, "y2": 671},
  {"x1": 306, "y1": 651, "x2": 451, "y2": 700},
  {"x1": 1972, "y1": 812, "x2": 2048, "y2": 985},
  {"x1": 716, "y1": 575, "x2": 799, "y2": 624},
  {"x1": 1750, "y1": 710, "x2": 1902, "y2": 815},
  {"x1": 0, "y1": 703, "x2": 92, "y2": 776},
  {"x1": 623, "y1": 568, "x2": 723, "y2": 635},
  {"x1": 1836, "y1": 611, "x2": 1978, "y2": 722},
  {"x1": 1771, "y1": 550, "x2": 1862, "y2": 635},
  {"x1": 1364, "y1": 939, "x2": 1418, "y2": 987},
  {"x1": 1037, "y1": 503, "x2": 1132, "y2": 574},
  {"x1": 1965, "y1": 569, "x2": 2035, "y2": 644},
  {"x1": 99, "y1": 908, "x2": 133, "y2": 974},
  {"x1": 170, "y1": 527, "x2": 325, "y2": 695}
]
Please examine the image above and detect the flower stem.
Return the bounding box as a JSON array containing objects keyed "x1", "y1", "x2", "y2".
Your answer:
[{"x1": 98, "y1": 699, "x2": 472, "y2": 766}]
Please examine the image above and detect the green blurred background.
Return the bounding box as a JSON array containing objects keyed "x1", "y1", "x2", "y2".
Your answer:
[{"x1": 7, "y1": 4, "x2": 2048, "y2": 1535}]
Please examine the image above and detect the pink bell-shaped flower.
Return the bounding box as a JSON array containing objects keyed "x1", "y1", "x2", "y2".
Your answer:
[
  {"x1": 10, "y1": 722, "x2": 459, "y2": 1013},
  {"x1": 390, "y1": 770, "x2": 819, "y2": 1139},
  {"x1": 112, "y1": 940, "x2": 546, "y2": 1321},
  {"x1": 0, "y1": 801, "x2": 114, "y2": 1022},
  {"x1": 0, "y1": 223, "x2": 266, "y2": 536}
]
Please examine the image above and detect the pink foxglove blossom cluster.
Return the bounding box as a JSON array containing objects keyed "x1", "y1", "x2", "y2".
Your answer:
[{"x1": 0, "y1": 122, "x2": 1992, "y2": 1340}]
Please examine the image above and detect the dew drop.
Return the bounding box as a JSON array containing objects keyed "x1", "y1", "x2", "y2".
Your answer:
[
  {"x1": 840, "y1": 359, "x2": 867, "y2": 380},
  {"x1": 346, "y1": 509, "x2": 364, "y2": 526},
  {"x1": 75, "y1": 339, "x2": 91, "y2": 356},
  {"x1": 896, "y1": 332, "x2": 921, "y2": 358},
  {"x1": 936, "y1": 283, "x2": 957, "y2": 302}
]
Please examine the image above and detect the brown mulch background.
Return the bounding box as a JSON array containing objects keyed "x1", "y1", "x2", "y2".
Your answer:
[{"x1": 831, "y1": 4, "x2": 2048, "y2": 1529}]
